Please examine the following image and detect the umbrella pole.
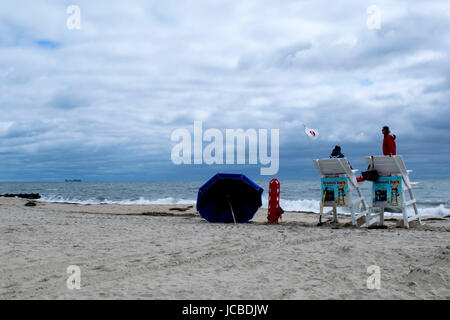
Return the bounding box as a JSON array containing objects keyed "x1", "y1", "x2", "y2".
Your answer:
[{"x1": 228, "y1": 199, "x2": 237, "y2": 224}]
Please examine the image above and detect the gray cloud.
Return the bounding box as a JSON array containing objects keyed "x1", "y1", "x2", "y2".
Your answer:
[{"x1": 0, "y1": 0, "x2": 449, "y2": 181}]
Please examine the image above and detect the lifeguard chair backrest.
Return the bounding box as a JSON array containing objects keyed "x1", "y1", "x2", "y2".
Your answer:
[
  {"x1": 313, "y1": 158, "x2": 352, "y2": 176},
  {"x1": 314, "y1": 158, "x2": 359, "y2": 190},
  {"x1": 364, "y1": 156, "x2": 404, "y2": 176}
]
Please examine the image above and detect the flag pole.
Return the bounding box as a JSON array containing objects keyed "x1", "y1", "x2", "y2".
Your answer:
[{"x1": 303, "y1": 124, "x2": 318, "y2": 159}]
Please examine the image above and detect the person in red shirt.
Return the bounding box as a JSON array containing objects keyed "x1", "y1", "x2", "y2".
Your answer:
[{"x1": 382, "y1": 126, "x2": 397, "y2": 155}]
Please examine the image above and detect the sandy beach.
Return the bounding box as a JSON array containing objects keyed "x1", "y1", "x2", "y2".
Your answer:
[{"x1": 0, "y1": 197, "x2": 449, "y2": 300}]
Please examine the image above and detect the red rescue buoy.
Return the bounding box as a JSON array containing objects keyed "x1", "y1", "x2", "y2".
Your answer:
[{"x1": 267, "y1": 178, "x2": 282, "y2": 223}]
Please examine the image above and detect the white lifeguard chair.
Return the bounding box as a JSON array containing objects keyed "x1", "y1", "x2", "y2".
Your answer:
[
  {"x1": 313, "y1": 158, "x2": 368, "y2": 225},
  {"x1": 363, "y1": 155, "x2": 421, "y2": 228}
]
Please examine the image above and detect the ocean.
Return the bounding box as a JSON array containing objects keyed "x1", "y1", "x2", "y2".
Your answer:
[{"x1": 1, "y1": 179, "x2": 449, "y2": 217}]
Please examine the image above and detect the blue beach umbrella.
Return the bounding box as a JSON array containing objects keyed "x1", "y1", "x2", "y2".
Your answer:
[{"x1": 196, "y1": 173, "x2": 264, "y2": 223}]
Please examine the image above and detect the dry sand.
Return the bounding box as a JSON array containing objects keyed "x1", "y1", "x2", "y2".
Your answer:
[{"x1": 0, "y1": 197, "x2": 449, "y2": 299}]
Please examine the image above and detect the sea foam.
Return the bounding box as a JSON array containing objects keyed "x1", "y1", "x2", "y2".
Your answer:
[{"x1": 39, "y1": 196, "x2": 449, "y2": 217}]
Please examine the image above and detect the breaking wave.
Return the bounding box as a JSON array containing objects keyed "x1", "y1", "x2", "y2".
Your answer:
[
  {"x1": 39, "y1": 196, "x2": 450, "y2": 217},
  {"x1": 39, "y1": 196, "x2": 196, "y2": 205}
]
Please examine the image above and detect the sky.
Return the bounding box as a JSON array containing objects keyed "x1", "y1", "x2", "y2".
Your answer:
[{"x1": 0, "y1": 0, "x2": 449, "y2": 182}]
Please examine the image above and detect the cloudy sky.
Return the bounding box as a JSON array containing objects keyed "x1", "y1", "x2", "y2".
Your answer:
[{"x1": 1, "y1": 0, "x2": 449, "y2": 181}]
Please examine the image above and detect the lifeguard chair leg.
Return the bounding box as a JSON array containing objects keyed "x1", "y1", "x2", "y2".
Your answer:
[{"x1": 333, "y1": 206, "x2": 338, "y2": 223}]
